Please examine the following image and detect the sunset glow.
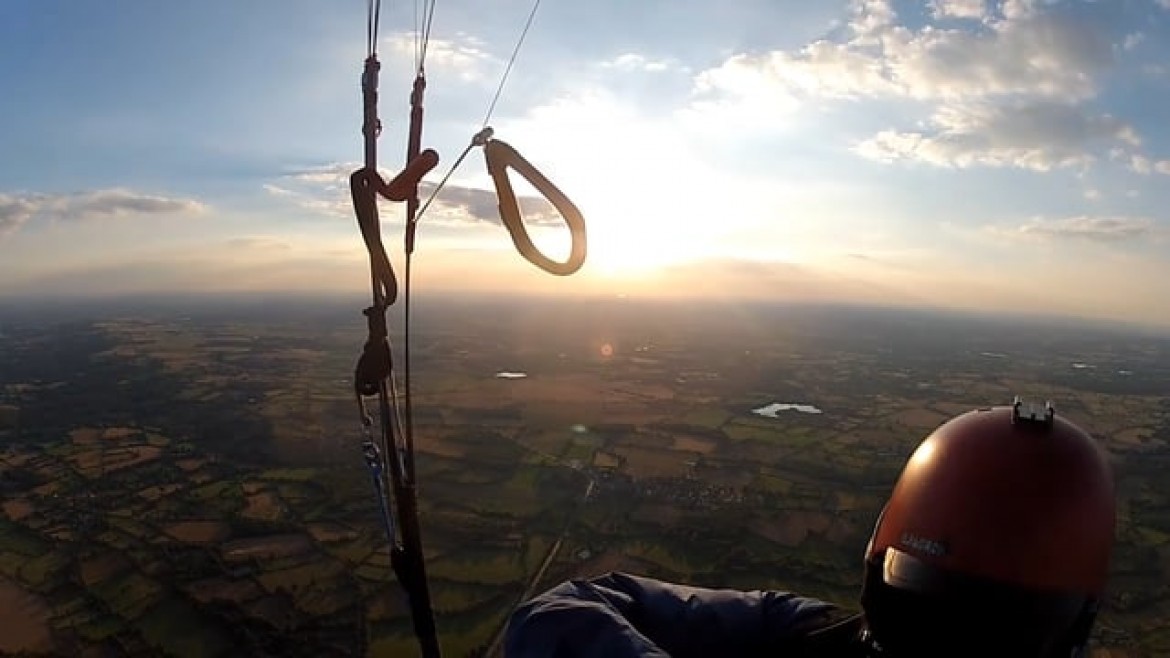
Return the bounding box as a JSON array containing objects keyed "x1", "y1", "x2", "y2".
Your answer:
[{"x1": 2, "y1": 1, "x2": 1169, "y2": 329}]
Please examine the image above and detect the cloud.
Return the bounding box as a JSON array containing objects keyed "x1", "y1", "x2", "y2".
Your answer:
[
  {"x1": 695, "y1": 44, "x2": 888, "y2": 102},
  {"x1": 265, "y1": 163, "x2": 363, "y2": 218},
  {"x1": 264, "y1": 182, "x2": 350, "y2": 218},
  {"x1": 697, "y1": 1, "x2": 1113, "y2": 104},
  {"x1": 0, "y1": 189, "x2": 206, "y2": 238},
  {"x1": 600, "y1": 53, "x2": 679, "y2": 73},
  {"x1": 929, "y1": 0, "x2": 987, "y2": 21},
  {"x1": 223, "y1": 236, "x2": 293, "y2": 251},
  {"x1": 63, "y1": 189, "x2": 205, "y2": 218},
  {"x1": 988, "y1": 216, "x2": 1156, "y2": 243},
  {"x1": 262, "y1": 184, "x2": 297, "y2": 198},
  {"x1": 851, "y1": 0, "x2": 897, "y2": 38},
  {"x1": 855, "y1": 101, "x2": 1137, "y2": 170},
  {"x1": 288, "y1": 162, "x2": 354, "y2": 188},
  {"x1": 1125, "y1": 155, "x2": 1170, "y2": 176},
  {"x1": 383, "y1": 32, "x2": 496, "y2": 82},
  {"x1": 1129, "y1": 154, "x2": 1152, "y2": 174},
  {"x1": 420, "y1": 181, "x2": 560, "y2": 226},
  {"x1": 688, "y1": 0, "x2": 1134, "y2": 174},
  {"x1": 1122, "y1": 32, "x2": 1145, "y2": 51},
  {"x1": 0, "y1": 194, "x2": 39, "y2": 237},
  {"x1": 999, "y1": 0, "x2": 1038, "y2": 20},
  {"x1": 884, "y1": 9, "x2": 1111, "y2": 101}
]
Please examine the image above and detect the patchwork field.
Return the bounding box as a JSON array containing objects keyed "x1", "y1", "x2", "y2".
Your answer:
[{"x1": 0, "y1": 299, "x2": 1166, "y2": 656}]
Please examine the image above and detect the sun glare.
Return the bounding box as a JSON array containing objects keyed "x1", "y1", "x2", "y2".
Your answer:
[
  {"x1": 587, "y1": 225, "x2": 695, "y2": 276},
  {"x1": 502, "y1": 90, "x2": 753, "y2": 279},
  {"x1": 579, "y1": 201, "x2": 728, "y2": 277}
]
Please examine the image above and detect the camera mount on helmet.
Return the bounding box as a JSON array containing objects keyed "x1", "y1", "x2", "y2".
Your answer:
[{"x1": 1011, "y1": 395, "x2": 1055, "y2": 428}]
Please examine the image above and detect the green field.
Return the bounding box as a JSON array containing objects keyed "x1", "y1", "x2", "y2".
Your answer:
[{"x1": 0, "y1": 304, "x2": 1164, "y2": 657}]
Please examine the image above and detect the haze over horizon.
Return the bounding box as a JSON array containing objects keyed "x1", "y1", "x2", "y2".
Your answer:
[{"x1": 3, "y1": 0, "x2": 1170, "y2": 329}]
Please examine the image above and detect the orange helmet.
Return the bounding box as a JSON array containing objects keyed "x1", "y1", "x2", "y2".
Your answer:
[{"x1": 859, "y1": 399, "x2": 1115, "y2": 657}]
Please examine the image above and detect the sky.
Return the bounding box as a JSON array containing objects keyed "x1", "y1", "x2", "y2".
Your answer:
[{"x1": 2, "y1": 0, "x2": 1170, "y2": 329}]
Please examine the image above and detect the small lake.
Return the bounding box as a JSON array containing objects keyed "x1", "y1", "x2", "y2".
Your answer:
[{"x1": 752, "y1": 402, "x2": 824, "y2": 417}]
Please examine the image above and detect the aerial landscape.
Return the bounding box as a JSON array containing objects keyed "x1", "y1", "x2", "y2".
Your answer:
[
  {"x1": 5, "y1": 0, "x2": 1170, "y2": 656},
  {"x1": 1, "y1": 295, "x2": 1166, "y2": 656}
]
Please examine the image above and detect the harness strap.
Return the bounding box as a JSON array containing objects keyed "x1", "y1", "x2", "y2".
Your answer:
[{"x1": 485, "y1": 139, "x2": 587, "y2": 276}]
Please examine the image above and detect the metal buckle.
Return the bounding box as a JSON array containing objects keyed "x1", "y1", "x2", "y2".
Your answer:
[{"x1": 1011, "y1": 396, "x2": 1055, "y2": 428}]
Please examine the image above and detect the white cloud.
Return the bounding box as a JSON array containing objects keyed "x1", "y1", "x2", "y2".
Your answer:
[
  {"x1": 1125, "y1": 156, "x2": 1170, "y2": 176},
  {"x1": 697, "y1": 1, "x2": 1112, "y2": 104},
  {"x1": 264, "y1": 174, "x2": 351, "y2": 218},
  {"x1": 268, "y1": 162, "x2": 410, "y2": 219},
  {"x1": 999, "y1": 0, "x2": 1034, "y2": 20},
  {"x1": 0, "y1": 194, "x2": 39, "y2": 237},
  {"x1": 850, "y1": 0, "x2": 897, "y2": 39},
  {"x1": 601, "y1": 53, "x2": 678, "y2": 73},
  {"x1": 65, "y1": 189, "x2": 205, "y2": 218},
  {"x1": 987, "y1": 216, "x2": 1156, "y2": 243},
  {"x1": 696, "y1": 44, "x2": 892, "y2": 102},
  {"x1": 288, "y1": 162, "x2": 355, "y2": 188},
  {"x1": 930, "y1": 0, "x2": 987, "y2": 21},
  {"x1": 383, "y1": 32, "x2": 496, "y2": 82},
  {"x1": 0, "y1": 189, "x2": 206, "y2": 238},
  {"x1": 1122, "y1": 32, "x2": 1145, "y2": 51},
  {"x1": 855, "y1": 102, "x2": 1136, "y2": 171},
  {"x1": 262, "y1": 184, "x2": 298, "y2": 198},
  {"x1": 688, "y1": 0, "x2": 1128, "y2": 174},
  {"x1": 888, "y1": 11, "x2": 1110, "y2": 101}
]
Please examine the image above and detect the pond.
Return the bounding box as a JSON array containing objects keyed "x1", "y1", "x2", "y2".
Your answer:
[{"x1": 751, "y1": 402, "x2": 823, "y2": 417}]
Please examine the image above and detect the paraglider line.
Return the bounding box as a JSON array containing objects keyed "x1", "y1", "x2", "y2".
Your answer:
[
  {"x1": 482, "y1": 0, "x2": 542, "y2": 128},
  {"x1": 367, "y1": 0, "x2": 381, "y2": 58},
  {"x1": 419, "y1": 0, "x2": 439, "y2": 75}
]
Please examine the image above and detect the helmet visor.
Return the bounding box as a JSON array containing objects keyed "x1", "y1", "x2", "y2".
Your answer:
[{"x1": 861, "y1": 548, "x2": 1093, "y2": 657}]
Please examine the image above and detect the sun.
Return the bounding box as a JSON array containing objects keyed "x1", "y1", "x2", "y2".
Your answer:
[
  {"x1": 588, "y1": 235, "x2": 665, "y2": 275},
  {"x1": 520, "y1": 214, "x2": 705, "y2": 278},
  {"x1": 584, "y1": 221, "x2": 708, "y2": 277}
]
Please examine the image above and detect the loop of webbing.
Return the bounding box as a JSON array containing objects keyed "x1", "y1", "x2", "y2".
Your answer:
[
  {"x1": 484, "y1": 138, "x2": 587, "y2": 276},
  {"x1": 350, "y1": 150, "x2": 440, "y2": 307},
  {"x1": 412, "y1": 129, "x2": 588, "y2": 276},
  {"x1": 351, "y1": 171, "x2": 397, "y2": 305}
]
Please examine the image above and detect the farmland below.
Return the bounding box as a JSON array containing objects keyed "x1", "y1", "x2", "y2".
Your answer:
[{"x1": 1, "y1": 295, "x2": 1167, "y2": 656}]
